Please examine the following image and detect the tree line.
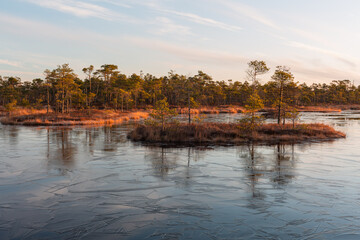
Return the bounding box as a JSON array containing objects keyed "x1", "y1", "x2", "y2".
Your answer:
[{"x1": 1, "y1": 61, "x2": 359, "y2": 115}]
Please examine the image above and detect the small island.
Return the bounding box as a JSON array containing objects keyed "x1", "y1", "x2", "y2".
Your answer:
[{"x1": 128, "y1": 123, "x2": 345, "y2": 145}]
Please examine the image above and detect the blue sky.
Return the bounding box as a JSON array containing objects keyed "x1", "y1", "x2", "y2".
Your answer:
[{"x1": 1, "y1": 0, "x2": 360, "y2": 84}]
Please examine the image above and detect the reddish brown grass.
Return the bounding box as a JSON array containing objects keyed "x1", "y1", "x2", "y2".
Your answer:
[
  {"x1": 0, "y1": 108, "x2": 53, "y2": 117},
  {"x1": 0, "y1": 109, "x2": 149, "y2": 126},
  {"x1": 324, "y1": 105, "x2": 360, "y2": 110},
  {"x1": 177, "y1": 106, "x2": 244, "y2": 115},
  {"x1": 296, "y1": 106, "x2": 341, "y2": 112},
  {"x1": 128, "y1": 123, "x2": 345, "y2": 145}
]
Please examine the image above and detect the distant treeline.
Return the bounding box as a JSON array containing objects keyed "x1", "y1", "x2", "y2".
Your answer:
[{"x1": 0, "y1": 62, "x2": 359, "y2": 113}]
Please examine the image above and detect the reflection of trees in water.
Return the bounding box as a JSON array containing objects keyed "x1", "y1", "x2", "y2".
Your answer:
[
  {"x1": 46, "y1": 128, "x2": 77, "y2": 171},
  {"x1": 239, "y1": 143, "x2": 299, "y2": 199},
  {"x1": 46, "y1": 127, "x2": 126, "y2": 169},
  {"x1": 0, "y1": 126, "x2": 19, "y2": 145},
  {"x1": 102, "y1": 126, "x2": 127, "y2": 152},
  {"x1": 239, "y1": 144, "x2": 266, "y2": 199},
  {"x1": 82, "y1": 126, "x2": 127, "y2": 153},
  {"x1": 144, "y1": 146, "x2": 205, "y2": 180},
  {"x1": 183, "y1": 147, "x2": 205, "y2": 187},
  {"x1": 84, "y1": 127, "x2": 100, "y2": 155},
  {"x1": 145, "y1": 147, "x2": 178, "y2": 179},
  {"x1": 273, "y1": 144, "x2": 296, "y2": 185},
  {"x1": 187, "y1": 147, "x2": 205, "y2": 166},
  {"x1": 44, "y1": 126, "x2": 127, "y2": 173}
]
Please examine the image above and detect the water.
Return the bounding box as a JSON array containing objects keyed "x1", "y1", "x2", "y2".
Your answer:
[{"x1": 1, "y1": 112, "x2": 360, "y2": 239}]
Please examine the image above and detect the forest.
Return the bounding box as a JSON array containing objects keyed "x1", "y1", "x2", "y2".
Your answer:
[{"x1": 0, "y1": 61, "x2": 358, "y2": 114}]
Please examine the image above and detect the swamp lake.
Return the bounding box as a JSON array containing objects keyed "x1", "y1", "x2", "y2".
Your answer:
[{"x1": 1, "y1": 112, "x2": 360, "y2": 239}]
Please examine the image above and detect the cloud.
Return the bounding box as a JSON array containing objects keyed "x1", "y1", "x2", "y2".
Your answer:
[
  {"x1": 289, "y1": 28, "x2": 328, "y2": 46},
  {"x1": 0, "y1": 13, "x2": 132, "y2": 69},
  {"x1": 115, "y1": 0, "x2": 242, "y2": 32},
  {"x1": 91, "y1": 0, "x2": 131, "y2": 8},
  {"x1": 0, "y1": 13, "x2": 85, "y2": 41},
  {"x1": 268, "y1": 57, "x2": 360, "y2": 84},
  {"x1": 0, "y1": 70, "x2": 40, "y2": 80},
  {"x1": 287, "y1": 41, "x2": 357, "y2": 68},
  {"x1": 214, "y1": 0, "x2": 279, "y2": 30},
  {"x1": 24, "y1": 0, "x2": 127, "y2": 21},
  {"x1": 127, "y1": 36, "x2": 247, "y2": 64},
  {"x1": 152, "y1": 17, "x2": 193, "y2": 36},
  {"x1": 293, "y1": 64, "x2": 360, "y2": 84},
  {"x1": 0, "y1": 13, "x2": 119, "y2": 43},
  {"x1": 0, "y1": 59, "x2": 20, "y2": 67},
  {"x1": 159, "y1": 9, "x2": 242, "y2": 32}
]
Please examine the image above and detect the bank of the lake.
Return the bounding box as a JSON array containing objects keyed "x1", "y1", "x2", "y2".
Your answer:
[
  {"x1": 0, "y1": 105, "x2": 347, "y2": 127},
  {"x1": 128, "y1": 123, "x2": 346, "y2": 145},
  {"x1": 0, "y1": 109, "x2": 149, "y2": 126}
]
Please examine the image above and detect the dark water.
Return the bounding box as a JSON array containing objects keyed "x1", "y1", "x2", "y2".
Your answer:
[{"x1": 1, "y1": 112, "x2": 360, "y2": 239}]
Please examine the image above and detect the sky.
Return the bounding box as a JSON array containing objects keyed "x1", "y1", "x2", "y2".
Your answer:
[{"x1": 1, "y1": 0, "x2": 360, "y2": 84}]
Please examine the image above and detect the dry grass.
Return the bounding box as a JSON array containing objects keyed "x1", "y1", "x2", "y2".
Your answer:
[
  {"x1": 128, "y1": 123, "x2": 345, "y2": 145},
  {"x1": 0, "y1": 108, "x2": 53, "y2": 117},
  {"x1": 296, "y1": 106, "x2": 341, "y2": 112},
  {"x1": 177, "y1": 106, "x2": 244, "y2": 115},
  {"x1": 0, "y1": 109, "x2": 149, "y2": 126},
  {"x1": 326, "y1": 105, "x2": 360, "y2": 110},
  {"x1": 176, "y1": 105, "x2": 341, "y2": 116}
]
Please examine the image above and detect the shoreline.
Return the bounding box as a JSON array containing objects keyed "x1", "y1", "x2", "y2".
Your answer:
[
  {"x1": 0, "y1": 109, "x2": 149, "y2": 126},
  {"x1": 0, "y1": 104, "x2": 354, "y2": 126},
  {"x1": 175, "y1": 105, "x2": 345, "y2": 115}
]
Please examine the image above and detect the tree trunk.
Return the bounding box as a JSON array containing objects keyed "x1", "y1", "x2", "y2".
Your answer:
[
  {"x1": 62, "y1": 88, "x2": 65, "y2": 114},
  {"x1": 188, "y1": 91, "x2": 191, "y2": 124},
  {"x1": 47, "y1": 86, "x2": 50, "y2": 114},
  {"x1": 162, "y1": 116, "x2": 165, "y2": 131},
  {"x1": 121, "y1": 96, "x2": 124, "y2": 112},
  {"x1": 283, "y1": 112, "x2": 286, "y2": 125},
  {"x1": 277, "y1": 84, "x2": 283, "y2": 124}
]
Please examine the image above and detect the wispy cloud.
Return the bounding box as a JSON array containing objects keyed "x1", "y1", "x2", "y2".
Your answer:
[
  {"x1": 215, "y1": 0, "x2": 279, "y2": 30},
  {"x1": 153, "y1": 17, "x2": 193, "y2": 36},
  {"x1": 289, "y1": 28, "x2": 328, "y2": 46},
  {"x1": 292, "y1": 64, "x2": 360, "y2": 83},
  {"x1": 24, "y1": 0, "x2": 128, "y2": 21},
  {"x1": 0, "y1": 13, "x2": 135, "y2": 67},
  {"x1": 0, "y1": 69, "x2": 42, "y2": 81},
  {"x1": 0, "y1": 59, "x2": 21, "y2": 67},
  {"x1": 127, "y1": 36, "x2": 247, "y2": 64},
  {"x1": 114, "y1": 0, "x2": 242, "y2": 32},
  {"x1": 0, "y1": 13, "x2": 121, "y2": 43},
  {"x1": 0, "y1": 13, "x2": 87, "y2": 41},
  {"x1": 90, "y1": 0, "x2": 131, "y2": 8},
  {"x1": 159, "y1": 8, "x2": 242, "y2": 32},
  {"x1": 287, "y1": 41, "x2": 357, "y2": 68}
]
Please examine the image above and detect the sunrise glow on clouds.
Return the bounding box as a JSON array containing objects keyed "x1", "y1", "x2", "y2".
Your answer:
[{"x1": 1, "y1": 0, "x2": 360, "y2": 84}]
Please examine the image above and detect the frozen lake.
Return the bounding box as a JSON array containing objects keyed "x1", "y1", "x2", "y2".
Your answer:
[{"x1": 1, "y1": 112, "x2": 360, "y2": 239}]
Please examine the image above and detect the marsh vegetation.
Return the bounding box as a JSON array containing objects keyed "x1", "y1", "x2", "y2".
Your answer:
[{"x1": 129, "y1": 123, "x2": 345, "y2": 145}]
